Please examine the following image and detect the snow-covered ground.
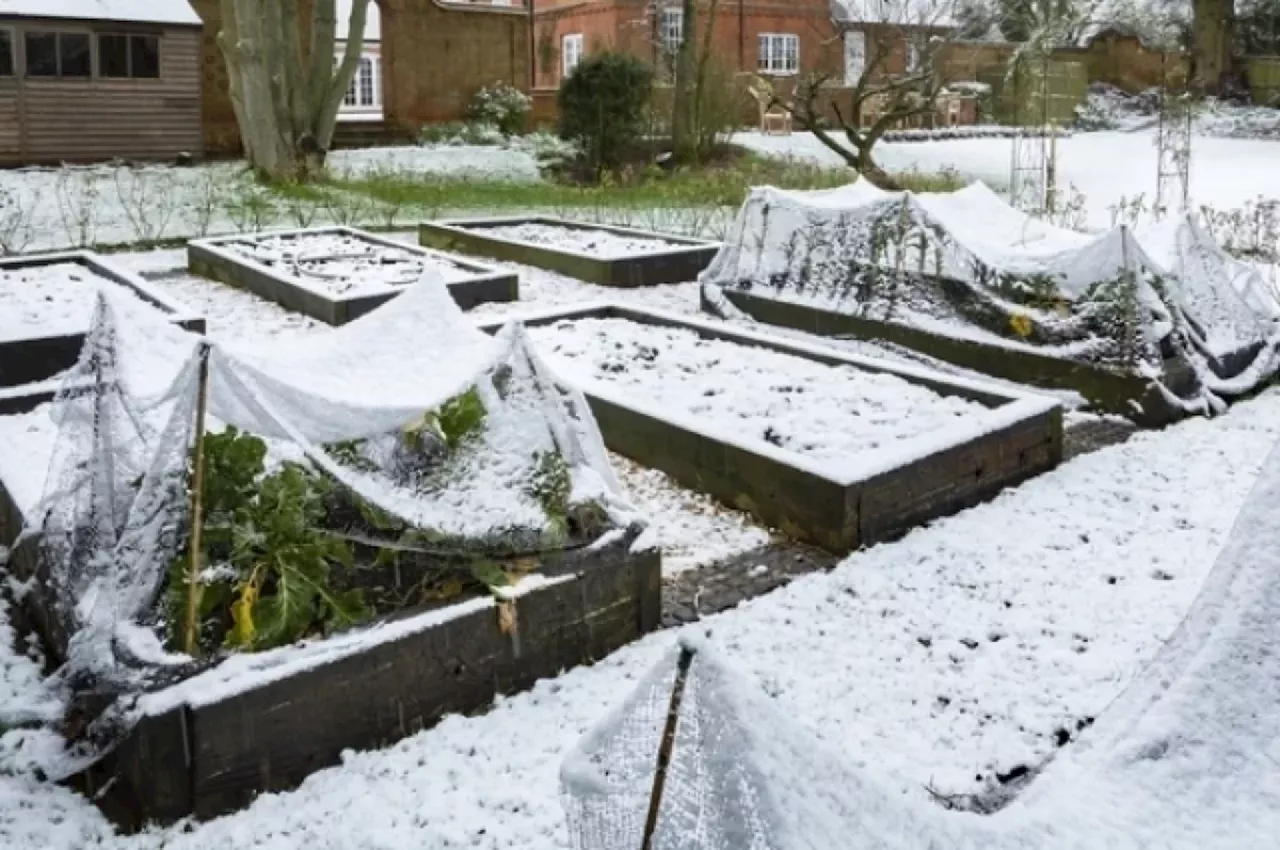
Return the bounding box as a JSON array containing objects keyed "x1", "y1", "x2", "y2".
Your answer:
[
  {"x1": 470, "y1": 222, "x2": 685, "y2": 257},
  {"x1": 738, "y1": 129, "x2": 1280, "y2": 230},
  {"x1": 220, "y1": 230, "x2": 479, "y2": 294},
  {"x1": 4, "y1": 383, "x2": 1277, "y2": 849},
  {"x1": 0, "y1": 260, "x2": 154, "y2": 340},
  {"x1": 531, "y1": 317, "x2": 989, "y2": 466},
  {"x1": 328, "y1": 145, "x2": 541, "y2": 182}
]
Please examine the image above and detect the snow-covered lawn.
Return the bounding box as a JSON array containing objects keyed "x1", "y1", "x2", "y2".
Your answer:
[
  {"x1": 531, "y1": 317, "x2": 989, "y2": 466},
  {"x1": 4, "y1": 381, "x2": 1277, "y2": 849},
  {"x1": 470, "y1": 222, "x2": 686, "y2": 257},
  {"x1": 737, "y1": 129, "x2": 1280, "y2": 230},
  {"x1": 328, "y1": 145, "x2": 541, "y2": 183}
]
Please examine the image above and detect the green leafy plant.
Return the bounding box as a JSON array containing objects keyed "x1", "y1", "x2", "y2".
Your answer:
[
  {"x1": 170, "y1": 428, "x2": 369, "y2": 653},
  {"x1": 467, "y1": 81, "x2": 532, "y2": 137},
  {"x1": 558, "y1": 52, "x2": 654, "y2": 181}
]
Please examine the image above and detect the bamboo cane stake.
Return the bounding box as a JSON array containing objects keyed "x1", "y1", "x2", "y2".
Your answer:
[
  {"x1": 183, "y1": 343, "x2": 212, "y2": 656},
  {"x1": 641, "y1": 644, "x2": 696, "y2": 850}
]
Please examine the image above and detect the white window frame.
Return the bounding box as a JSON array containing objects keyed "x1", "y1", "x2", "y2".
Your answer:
[
  {"x1": 659, "y1": 7, "x2": 684, "y2": 57},
  {"x1": 843, "y1": 30, "x2": 866, "y2": 86},
  {"x1": 757, "y1": 33, "x2": 799, "y2": 76},
  {"x1": 906, "y1": 37, "x2": 922, "y2": 73},
  {"x1": 562, "y1": 33, "x2": 584, "y2": 79},
  {"x1": 338, "y1": 50, "x2": 382, "y2": 119}
]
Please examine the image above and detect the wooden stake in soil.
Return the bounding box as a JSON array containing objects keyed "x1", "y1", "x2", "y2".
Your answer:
[
  {"x1": 640, "y1": 644, "x2": 696, "y2": 850},
  {"x1": 182, "y1": 343, "x2": 212, "y2": 656}
]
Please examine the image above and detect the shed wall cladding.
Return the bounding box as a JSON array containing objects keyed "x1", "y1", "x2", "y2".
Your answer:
[{"x1": 0, "y1": 18, "x2": 203, "y2": 166}]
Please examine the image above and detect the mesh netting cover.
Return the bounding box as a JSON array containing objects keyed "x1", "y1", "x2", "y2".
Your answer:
[
  {"x1": 16, "y1": 272, "x2": 637, "y2": 694},
  {"x1": 701, "y1": 180, "x2": 1280, "y2": 412},
  {"x1": 563, "y1": 440, "x2": 1280, "y2": 848}
]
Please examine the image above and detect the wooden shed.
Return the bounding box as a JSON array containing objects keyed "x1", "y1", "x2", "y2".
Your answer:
[{"x1": 0, "y1": 0, "x2": 203, "y2": 166}]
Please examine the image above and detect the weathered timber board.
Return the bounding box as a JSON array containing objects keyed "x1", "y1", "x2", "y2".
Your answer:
[
  {"x1": 419, "y1": 216, "x2": 720, "y2": 288},
  {"x1": 188, "y1": 226, "x2": 518, "y2": 325},
  {"x1": 476, "y1": 303, "x2": 1064, "y2": 552},
  {"x1": 63, "y1": 530, "x2": 659, "y2": 831},
  {"x1": 0, "y1": 251, "x2": 204, "y2": 388},
  {"x1": 709, "y1": 287, "x2": 1267, "y2": 427}
]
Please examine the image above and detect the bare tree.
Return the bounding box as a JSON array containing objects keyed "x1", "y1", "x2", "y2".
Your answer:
[
  {"x1": 219, "y1": 0, "x2": 372, "y2": 182},
  {"x1": 761, "y1": 4, "x2": 955, "y2": 189}
]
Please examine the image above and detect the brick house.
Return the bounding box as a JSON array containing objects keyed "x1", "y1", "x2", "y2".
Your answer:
[{"x1": 530, "y1": 0, "x2": 958, "y2": 99}]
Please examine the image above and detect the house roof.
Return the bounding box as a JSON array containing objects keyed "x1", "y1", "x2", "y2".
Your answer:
[
  {"x1": 0, "y1": 0, "x2": 201, "y2": 25},
  {"x1": 337, "y1": 0, "x2": 383, "y2": 43},
  {"x1": 831, "y1": 0, "x2": 958, "y2": 27}
]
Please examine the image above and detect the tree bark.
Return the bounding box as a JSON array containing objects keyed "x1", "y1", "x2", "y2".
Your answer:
[
  {"x1": 691, "y1": 0, "x2": 721, "y2": 161},
  {"x1": 218, "y1": 0, "x2": 370, "y2": 182},
  {"x1": 1191, "y1": 0, "x2": 1235, "y2": 95},
  {"x1": 670, "y1": 0, "x2": 698, "y2": 164}
]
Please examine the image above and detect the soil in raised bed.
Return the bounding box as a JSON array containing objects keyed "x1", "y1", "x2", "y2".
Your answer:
[
  {"x1": 469, "y1": 222, "x2": 684, "y2": 258},
  {"x1": 226, "y1": 232, "x2": 478, "y2": 296},
  {"x1": 528, "y1": 318, "x2": 991, "y2": 470},
  {"x1": 0, "y1": 262, "x2": 156, "y2": 341}
]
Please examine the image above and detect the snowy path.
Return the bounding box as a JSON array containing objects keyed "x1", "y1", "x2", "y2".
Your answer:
[
  {"x1": 4, "y1": 383, "x2": 1278, "y2": 849},
  {"x1": 737, "y1": 130, "x2": 1280, "y2": 230}
]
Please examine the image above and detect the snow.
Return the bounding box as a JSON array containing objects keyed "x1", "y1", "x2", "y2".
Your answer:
[
  {"x1": 529, "y1": 317, "x2": 992, "y2": 471},
  {"x1": 2, "y1": 0, "x2": 200, "y2": 25},
  {"x1": 4, "y1": 386, "x2": 1279, "y2": 849},
  {"x1": 0, "y1": 259, "x2": 157, "y2": 342},
  {"x1": 614, "y1": 453, "x2": 769, "y2": 575},
  {"x1": 214, "y1": 229, "x2": 483, "y2": 296},
  {"x1": 329, "y1": 146, "x2": 541, "y2": 182},
  {"x1": 465, "y1": 222, "x2": 690, "y2": 258},
  {"x1": 737, "y1": 129, "x2": 1280, "y2": 231}
]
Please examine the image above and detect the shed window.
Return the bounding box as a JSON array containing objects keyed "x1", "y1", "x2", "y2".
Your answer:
[
  {"x1": 98, "y1": 33, "x2": 160, "y2": 78},
  {"x1": 25, "y1": 32, "x2": 92, "y2": 78},
  {"x1": 0, "y1": 30, "x2": 12, "y2": 77}
]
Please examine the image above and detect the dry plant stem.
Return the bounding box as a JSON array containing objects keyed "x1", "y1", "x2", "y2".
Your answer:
[
  {"x1": 641, "y1": 644, "x2": 696, "y2": 850},
  {"x1": 184, "y1": 344, "x2": 213, "y2": 657}
]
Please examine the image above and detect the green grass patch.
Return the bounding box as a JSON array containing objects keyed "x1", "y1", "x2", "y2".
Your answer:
[{"x1": 331, "y1": 153, "x2": 962, "y2": 217}]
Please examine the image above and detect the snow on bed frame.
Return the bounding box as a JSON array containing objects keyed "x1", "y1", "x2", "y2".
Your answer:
[
  {"x1": 419, "y1": 215, "x2": 721, "y2": 287},
  {"x1": 187, "y1": 226, "x2": 519, "y2": 325},
  {"x1": 0, "y1": 251, "x2": 205, "y2": 402},
  {"x1": 707, "y1": 287, "x2": 1267, "y2": 427},
  {"x1": 477, "y1": 303, "x2": 1064, "y2": 553},
  {"x1": 0, "y1": 463, "x2": 660, "y2": 830}
]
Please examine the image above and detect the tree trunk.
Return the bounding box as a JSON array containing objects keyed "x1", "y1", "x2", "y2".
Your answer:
[
  {"x1": 670, "y1": 0, "x2": 698, "y2": 164},
  {"x1": 218, "y1": 0, "x2": 370, "y2": 182},
  {"x1": 1191, "y1": 0, "x2": 1235, "y2": 95},
  {"x1": 691, "y1": 0, "x2": 720, "y2": 161}
]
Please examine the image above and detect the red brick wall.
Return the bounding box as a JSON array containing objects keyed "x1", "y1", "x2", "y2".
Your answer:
[{"x1": 193, "y1": 0, "x2": 532, "y2": 154}]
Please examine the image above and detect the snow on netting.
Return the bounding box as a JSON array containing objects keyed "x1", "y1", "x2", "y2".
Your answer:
[
  {"x1": 17, "y1": 273, "x2": 636, "y2": 688},
  {"x1": 701, "y1": 180, "x2": 1280, "y2": 411},
  {"x1": 562, "y1": 439, "x2": 1280, "y2": 849}
]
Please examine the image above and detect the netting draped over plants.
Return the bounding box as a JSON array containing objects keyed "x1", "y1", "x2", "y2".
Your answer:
[
  {"x1": 564, "y1": 427, "x2": 1280, "y2": 850},
  {"x1": 700, "y1": 180, "x2": 1280, "y2": 412},
  {"x1": 19, "y1": 274, "x2": 636, "y2": 686}
]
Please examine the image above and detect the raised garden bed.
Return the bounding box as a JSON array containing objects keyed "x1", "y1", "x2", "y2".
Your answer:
[
  {"x1": 707, "y1": 288, "x2": 1264, "y2": 427},
  {"x1": 419, "y1": 216, "x2": 720, "y2": 287},
  {"x1": 0, "y1": 445, "x2": 661, "y2": 830},
  {"x1": 0, "y1": 251, "x2": 204, "y2": 390},
  {"x1": 188, "y1": 226, "x2": 519, "y2": 325},
  {"x1": 478, "y1": 304, "x2": 1063, "y2": 552}
]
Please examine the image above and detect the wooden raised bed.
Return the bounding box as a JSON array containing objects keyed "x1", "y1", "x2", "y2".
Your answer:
[
  {"x1": 419, "y1": 216, "x2": 720, "y2": 287},
  {"x1": 0, "y1": 469, "x2": 660, "y2": 831},
  {"x1": 188, "y1": 226, "x2": 519, "y2": 325},
  {"x1": 478, "y1": 303, "x2": 1064, "y2": 553},
  {"x1": 0, "y1": 251, "x2": 205, "y2": 389},
  {"x1": 708, "y1": 287, "x2": 1265, "y2": 427}
]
